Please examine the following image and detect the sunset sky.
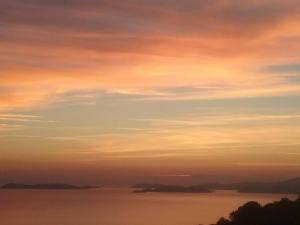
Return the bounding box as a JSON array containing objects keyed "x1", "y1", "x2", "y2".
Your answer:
[{"x1": 1, "y1": 0, "x2": 300, "y2": 185}]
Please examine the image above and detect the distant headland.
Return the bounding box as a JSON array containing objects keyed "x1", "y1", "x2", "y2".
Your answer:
[
  {"x1": 1, "y1": 183, "x2": 97, "y2": 190},
  {"x1": 133, "y1": 177, "x2": 300, "y2": 194}
]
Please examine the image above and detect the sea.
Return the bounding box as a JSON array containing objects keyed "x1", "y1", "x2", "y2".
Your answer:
[{"x1": 0, "y1": 188, "x2": 297, "y2": 225}]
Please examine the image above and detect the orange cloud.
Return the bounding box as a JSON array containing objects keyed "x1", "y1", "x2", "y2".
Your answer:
[{"x1": 1, "y1": 0, "x2": 300, "y2": 111}]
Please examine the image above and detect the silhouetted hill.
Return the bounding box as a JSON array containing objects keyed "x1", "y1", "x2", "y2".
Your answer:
[
  {"x1": 211, "y1": 196, "x2": 300, "y2": 225},
  {"x1": 1, "y1": 183, "x2": 96, "y2": 190},
  {"x1": 236, "y1": 181, "x2": 299, "y2": 194},
  {"x1": 133, "y1": 177, "x2": 300, "y2": 194}
]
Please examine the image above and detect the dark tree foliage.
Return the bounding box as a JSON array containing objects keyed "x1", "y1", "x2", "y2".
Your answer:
[{"x1": 211, "y1": 196, "x2": 300, "y2": 225}]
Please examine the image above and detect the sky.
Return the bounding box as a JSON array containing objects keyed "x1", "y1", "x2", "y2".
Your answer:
[{"x1": 1, "y1": 0, "x2": 300, "y2": 186}]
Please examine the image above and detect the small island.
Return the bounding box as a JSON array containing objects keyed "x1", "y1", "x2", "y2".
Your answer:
[
  {"x1": 133, "y1": 184, "x2": 211, "y2": 193},
  {"x1": 1, "y1": 183, "x2": 96, "y2": 190},
  {"x1": 133, "y1": 177, "x2": 300, "y2": 194}
]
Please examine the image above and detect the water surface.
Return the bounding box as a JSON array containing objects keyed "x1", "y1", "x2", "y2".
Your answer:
[{"x1": 0, "y1": 188, "x2": 296, "y2": 225}]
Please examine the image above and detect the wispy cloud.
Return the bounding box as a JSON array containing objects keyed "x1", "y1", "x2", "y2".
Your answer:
[
  {"x1": 139, "y1": 113, "x2": 300, "y2": 128},
  {"x1": 0, "y1": 123, "x2": 24, "y2": 131},
  {"x1": 236, "y1": 162, "x2": 300, "y2": 167},
  {"x1": 0, "y1": 114, "x2": 40, "y2": 121},
  {"x1": 0, "y1": 113, "x2": 55, "y2": 124}
]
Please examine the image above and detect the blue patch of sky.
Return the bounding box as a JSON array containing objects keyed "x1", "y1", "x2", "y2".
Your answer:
[{"x1": 262, "y1": 63, "x2": 300, "y2": 74}]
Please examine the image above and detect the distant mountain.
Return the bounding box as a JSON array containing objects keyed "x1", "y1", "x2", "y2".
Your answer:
[
  {"x1": 203, "y1": 177, "x2": 300, "y2": 194},
  {"x1": 236, "y1": 177, "x2": 300, "y2": 194},
  {"x1": 133, "y1": 177, "x2": 300, "y2": 194},
  {"x1": 1, "y1": 183, "x2": 96, "y2": 190}
]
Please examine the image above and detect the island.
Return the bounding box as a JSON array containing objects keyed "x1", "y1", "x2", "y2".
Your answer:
[
  {"x1": 1, "y1": 183, "x2": 97, "y2": 190},
  {"x1": 132, "y1": 184, "x2": 211, "y2": 193},
  {"x1": 133, "y1": 177, "x2": 300, "y2": 194},
  {"x1": 201, "y1": 177, "x2": 300, "y2": 194}
]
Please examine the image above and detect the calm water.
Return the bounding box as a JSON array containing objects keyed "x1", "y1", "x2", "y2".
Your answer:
[{"x1": 0, "y1": 188, "x2": 297, "y2": 225}]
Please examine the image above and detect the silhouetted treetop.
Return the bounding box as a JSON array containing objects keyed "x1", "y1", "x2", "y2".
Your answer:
[{"x1": 211, "y1": 196, "x2": 300, "y2": 225}]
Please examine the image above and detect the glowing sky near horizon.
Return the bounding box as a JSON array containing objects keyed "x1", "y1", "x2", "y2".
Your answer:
[{"x1": 1, "y1": 0, "x2": 300, "y2": 185}]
